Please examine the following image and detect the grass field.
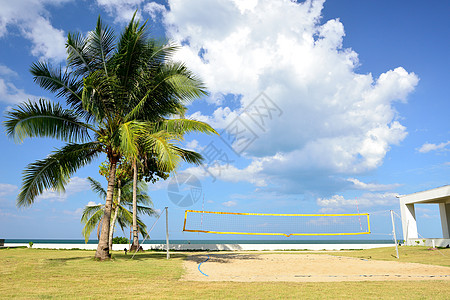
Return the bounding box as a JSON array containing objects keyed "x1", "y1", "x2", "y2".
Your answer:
[{"x1": 0, "y1": 246, "x2": 449, "y2": 299}]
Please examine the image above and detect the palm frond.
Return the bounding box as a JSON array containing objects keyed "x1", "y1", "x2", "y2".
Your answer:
[
  {"x1": 17, "y1": 142, "x2": 101, "y2": 207},
  {"x1": 81, "y1": 205, "x2": 104, "y2": 243},
  {"x1": 120, "y1": 180, "x2": 151, "y2": 205},
  {"x1": 81, "y1": 204, "x2": 103, "y2": 224},
  {"x1": 137, "y1": 217, "x2": 148, "y2": 237},
  {"x1": 81, "y1": 70, "x2": 112, "y2": 122},
  {"x1": 29, "y1": 62, "x2": 87, "y2": 116},
  {"x1": 87, "y1": 177, "x2": 106, "y2": 200},
  {"x1": 116, "y1": 205, "x2": 149, "y2": 236},
  {"x1": 155, "y1": 119, "x2": 218, "y2": 136},
  {"x1": 172, "y1": 146, "x2": 204, "y2": 165},
  {"x1": 142, "y1": 131, "x2": 182, "y2": 172},
  {"x1": 66, "y1": 31, "x2": 92, "y2": 76},
  {"x1": 163, "y1": 62, "x2": 208, "y2": 101},
  {"x1": 115, "y1": 14, "x2": 149, "y2": 90},
  {"x1": 136, "y1": 205, "x2": 156, "y2": 216},
  {"x1": 4, "y1": 99, "x2": 92, "y2": 143},
  {"x1": 118, "y1": 121, "x2": 143, "y2": 158},
  {"x1": 87, "y1": 16, "x2": 116, "y2": 75},
  {"x1": 116, "y1": 204, "x2": 134, "y2": 228}
]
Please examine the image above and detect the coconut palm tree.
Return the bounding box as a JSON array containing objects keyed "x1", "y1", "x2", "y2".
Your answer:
[
  {"x1": 101, "y1": 17, "x2": 217, "y2": 250},
  {"x1": 4, "y1": 15, "x2": 215, "y2": 260},
  {"x1": 81, "y1": 177, "x2": 155, "y2": 249},
  {"x1": 124, "y1": 120, "x2": 216, "y2": 250}
]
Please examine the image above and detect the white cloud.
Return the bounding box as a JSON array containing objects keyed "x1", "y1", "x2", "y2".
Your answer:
[
  {"x1": 185, "y1": 139, "x2": 201, "y2": 152},
  {"x1": 184, "y1": 157, "x2": 268, "y2": 187},
  {"x1": 0, "y1": 65, "x2": 18, "y2": 77},
  {"x1": 0, "y1": 209, "x2": 29, "y2": 218},
  {"x1": 63, "y1": 207, "x2": 83, "y2": 216},
  {"x1": 86, "y1": 201, "x2": 101, "y2": 207},
  {"x1": 36, "y1": 177, "x2": 91, "y2": 202},
  {"x1": 0, "y1": 183, "x2": 18, "y2": 197},
  {"x1": 0, "y1": 77, "x2": 41, "y2": 104},
  {"x1": 0, "y1": 0, "x2": 68, "y2": 61},
  {"x1": 346, "y1": 178, "x2": 401, "y2": 192},
  {"x1": 22, "y1": 17, "x2": 66, "y2": 60},
  {"x1": 96, "y1": 0, "x2": 145, "y2": 23},
  {"x1": 317, "y1": 192, "x2": 399, "y2": 212},
  {"x1": 159, "y1": 0, "x2": 418, "y2": 195},
  {"x1": 417, "y1": 141, "x2": 450, "y2": 153},
  {"x1": 146, "y1": 178, "x2": 169, "y2": 191},
  {"x1": 143, "y1": 2, "x2": 167, "y2": 20},
  {"x1": 222, "y1": 200, "x2": 237, "y2": 207}
]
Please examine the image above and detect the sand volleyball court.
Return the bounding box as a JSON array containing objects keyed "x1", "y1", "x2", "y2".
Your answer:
[{"x1": 182, "y1": 252, "x2": 450, "y2": 282}]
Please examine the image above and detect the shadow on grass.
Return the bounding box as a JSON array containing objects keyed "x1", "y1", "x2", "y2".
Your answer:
[
  {"x1": 0, "y1": 246, "x2": 28, "y2": 250},
  {"x1": 113, "y1": 252, "x2": 187, "y2": 261},
  {"x1": 46, "y1": 256, "x2": 91, "y2": 263}
]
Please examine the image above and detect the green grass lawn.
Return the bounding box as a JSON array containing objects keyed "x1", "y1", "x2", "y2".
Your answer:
[{"x1": 0, "y1": 247, "x2": 449, "y2": 299}]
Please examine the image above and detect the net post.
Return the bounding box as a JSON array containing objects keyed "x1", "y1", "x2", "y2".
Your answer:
[
  {"x1": 390, "y1": 210, "x2": 399, "y2": 259},
  {"x1": 165, "y1": 207, "x2": 170, "y2": 259}
]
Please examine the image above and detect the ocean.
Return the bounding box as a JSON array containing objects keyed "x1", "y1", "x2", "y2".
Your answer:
[{"x1": 5, "y1": 239, "x2": 394, "y2": 244}]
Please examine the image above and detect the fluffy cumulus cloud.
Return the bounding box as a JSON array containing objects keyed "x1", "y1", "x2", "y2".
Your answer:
[
  {"x1": 0, "y1": 0, "x2": 68, "y2": 61},
  {"x1": 184, "y1": 156, "x2": 269, "y2": 187},
  {"x1": 153, "y1": 0, "x2": 418, "y2": 195}
]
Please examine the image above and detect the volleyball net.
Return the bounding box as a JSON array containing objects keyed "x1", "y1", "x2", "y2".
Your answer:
[{"x1": 183, "y1": 210, "x2": 371, "y2": 237}]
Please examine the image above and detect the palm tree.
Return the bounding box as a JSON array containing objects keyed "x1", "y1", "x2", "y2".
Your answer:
[
  {"x1": 124, "y1": 120, "x2": 217, "y2": 250},
  {"x1": 4, "y1": 15, "x2": 215, "y2": 260},
  {"x1": 99, "y1": 17, "x2": 218, "y2": 250},
  {"x1": 81, "y1": 177, "x2": 155, "y2": 249}
]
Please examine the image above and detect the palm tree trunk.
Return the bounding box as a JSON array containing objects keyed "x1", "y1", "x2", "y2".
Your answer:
[
  {"x1": 131, "y1": 158, "x2": 139, "y2": 250},
  {"x1": 109, "y1": 179, "x2": 121, "y2": 250},
  {"x1": 95, "y1": 159, "x2": 117, "y2": 260}
]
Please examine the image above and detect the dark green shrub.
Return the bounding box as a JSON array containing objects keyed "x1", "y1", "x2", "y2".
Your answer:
[{"x1": 112, "y1": 237, "x2": 129, "y2": 244}]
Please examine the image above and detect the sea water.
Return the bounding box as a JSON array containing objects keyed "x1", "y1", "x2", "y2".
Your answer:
[{"x1": 5, "y1": 239, "x2": 394, "y2": 244}]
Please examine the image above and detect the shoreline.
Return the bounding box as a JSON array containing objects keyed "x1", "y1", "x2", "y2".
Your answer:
[{"x1": 3, "y1": 243, "x2": 396, "y2": 251}]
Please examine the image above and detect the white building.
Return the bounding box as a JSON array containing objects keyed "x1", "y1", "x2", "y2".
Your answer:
[{"x1": 398, "y1": 185, "x2": 450, "y2": 247}]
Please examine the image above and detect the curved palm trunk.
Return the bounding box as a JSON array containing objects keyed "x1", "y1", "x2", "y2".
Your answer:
[
  {"x1": 95, "y1": 160, "x2": 117, "y2": 260},
  {"x1": 108, "y1": 179, "x2": 122, "y2": 250},
  {"x1": 131, "y1": 158, "x2": 139, "y2": 250}
]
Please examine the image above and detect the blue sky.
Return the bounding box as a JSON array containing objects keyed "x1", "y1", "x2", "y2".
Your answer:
[{"x1": 0, "y1": 0, "x2": 449, "y2": 241}]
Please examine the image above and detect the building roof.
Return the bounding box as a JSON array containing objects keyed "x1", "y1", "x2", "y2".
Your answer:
[{"x1": 398, "y1": 185, "x2": 450, "y2": 204}]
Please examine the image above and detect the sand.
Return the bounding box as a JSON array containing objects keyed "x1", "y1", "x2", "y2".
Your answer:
[{"x1": 182, "y1": 252, "x2": 450, "y2": 282}]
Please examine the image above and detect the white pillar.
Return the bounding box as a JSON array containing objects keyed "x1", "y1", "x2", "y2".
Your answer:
[
  {"x1": 439, "y1": 203, "x2": 450, "y2": 239},
  {"x1": 400, "y1": 201, "x2": 418, "y2": 243}
]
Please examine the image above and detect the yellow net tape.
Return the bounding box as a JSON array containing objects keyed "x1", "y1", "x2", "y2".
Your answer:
[{"x1": 183, "y1": 210, "x2": 371, "y2": 237}]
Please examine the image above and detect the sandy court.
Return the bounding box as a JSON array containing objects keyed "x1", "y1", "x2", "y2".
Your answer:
[{"x1": 182, "y1": 252, "x2": 450, "y2": 282}]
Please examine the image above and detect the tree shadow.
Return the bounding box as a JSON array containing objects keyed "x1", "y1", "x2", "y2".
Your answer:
[
  {"x1": 113, "y1": 252, "x2": 187, "y2": 261},
  {"x1": 45, "y1": 256, "x2": 91, "y2": 265}
]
